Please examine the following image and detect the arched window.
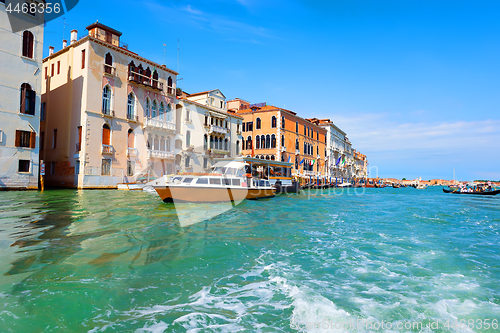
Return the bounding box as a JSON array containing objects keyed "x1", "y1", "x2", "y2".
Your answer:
[
  {"x1": 266, "y1": 155, "x2": 270, "y2": 160},
  {"x1": 22, "y1": 31, "x2": 34, "y2": 59},
  {"x1": 241, "y1": 139, "x2": 245, "y2": 151},
  {"x1": 256, "y1": 135, "x2": 260, "y2": 149},
  {"x1": 166, "y1": 137, "x2": 171, "y2": 151},
  {"x1": 210, "y1": 136, "x2": 214, "y2": 149},
  {"x1": 145, "y1": 98, "x2": 151, "y2": 118},
  {"x1": 159, "y1": 102, "x2": 165, "y2": 120},
  {"x1": 260, "y1": 135, "x2": 265, "y2": 148},
  {"x1": 271, "y1": 116, "x2": 277, "y2": 128},
  {"x1": 224, "y1": 138, "x2": 228, "y2": 151},
  {"x1": 261, "y1": 156, "x2": 265, "y2": 160},
  {"x1": 127, "y1": 93, "x2": 135, "y2": 120},
  {"x1": 266, "y1": 135, "x2": 271, "y2": 149},
  {"x1": 186, "y1": 131, "x2": 191, "y2": 147},
  {"x1": 104, "y1": 53, "x2": 113, "y2": 74},
  {"x1": 102, "y1": 86, "x2": 111, "y2": 114},
  {"x1": 128, "y1": 61, "x2": 136, "y2": 80},
  {"x1": 20, "y1": 83, "x2": 35, "y2": 115},
  {"x1": 102, "y1": 124, "x2": 111, "y2": 145},
  {"x1": 304, "y1": 142, "x2": 307, "y2": 155},
  {"x1": 167, "y1": 76, "x2": 173, "y2": 87},
  {"x1": 304, "y1": 126, "x2": 307, "y2": 136},
  {"x1": 166, "y1": 104, "x2": 172, "y2": 121},
  {"x1": 204, "y1": 134, "x2": 208, "y2": 150},
  {"x1": 236, "y1": 140, "x2": 240, "y2": 155},
  {"x1": 271, "y1": 155, "x2": 275, "y2": 160},
  {"x1": 281, "y1": 135, "x2": 285, "y2": 147},
  {"x1": 246, "y1": 136, "x2": 252, "y2": 150},
  {"x1": 317, "y1": 131, "x2": 319, "y2": 140},
  {"x1": 160, "y1": 137, "x2": 166, "y2": 151},
  {"x1": 271, "y1": 134, "x2": 276, "y2": 148},
  {"x1": 127, "y1": 129, "x2": 134, "y2": 148},
  {"x1": 152, "y1": 71, "x2": 159, "y2": 88},
  {"x1": 145, "y1": 67, "x2": 152, "y2": 80},
  {"x1": 282, "y1": 116, "x2": 285, "y2": 128},
  {"x1": 154, "y1": 136, "x2": 160, "y2": 151},
  {"x1": 256, "y1": 117, "x2": 261, "y2": 130},
  {"x1": 296, "y1": 122, "x2": 298, "y2": 133},
  {"x1": 296, "y1": 139, "x2": 299, "y2": 150},
  {"x1": 152, "y1": 100, "x2": 157, "y2": 118}
]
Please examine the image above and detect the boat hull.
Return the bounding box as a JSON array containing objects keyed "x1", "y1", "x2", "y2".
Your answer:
[
  {"x1": 442, "y1": 188, "x2": 500, "y2": 195},
  {"x1": 155, "y1": 186, "x2": 275, "y2": 203}
]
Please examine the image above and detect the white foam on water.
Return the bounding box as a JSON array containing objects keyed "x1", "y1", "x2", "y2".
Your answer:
[{"x1": 136, "y1": 320, "x2": 169, "y2": 333}]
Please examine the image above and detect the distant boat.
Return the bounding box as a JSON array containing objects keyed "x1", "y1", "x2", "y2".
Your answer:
[{"x1": 442, "y1": 187, "x2": 500, "y2": 196}]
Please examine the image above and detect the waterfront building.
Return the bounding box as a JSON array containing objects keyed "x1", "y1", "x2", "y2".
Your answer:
[
  {"x1": 0, "y1": 3, "x2": 44, "y2": 189},
  {"x1": 40, "y1": 22, "x2": 178, "y2": 188},
  {"x1": 227, "y1": 100, "x2": 327, "y2": 183},
  {"x1": 353, "y1": 149, "x2": 368, "y2": 179},
  {"x1": 176, "y1": 90, "x2": 243, "y2": 173},
  {"x1": 306, "y1": 118, "x2": 356, "y2": 181}
]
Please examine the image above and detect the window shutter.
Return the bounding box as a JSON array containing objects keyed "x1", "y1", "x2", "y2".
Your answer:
[
  {"x1": 30, "y1": 132, "x2": 36, "y2": 148},
  {"x1": 22, "y1": 32, "x2": 28, "y2": 57},
  {"x1": 20, "y1": 86, "x2": 26, "y2": 113},
  {"x1": 82, "y1": 50, "x2": 85, "y2": 69},
  {"x1": 15, "y1": 130, "x2": 21, "y2": 147},
  {"x1": 29, "y1": 90, "x2": 36, "y2": 115},
  {"x1": 28, "y1": 33, "x2": 34, "y2": 59}
]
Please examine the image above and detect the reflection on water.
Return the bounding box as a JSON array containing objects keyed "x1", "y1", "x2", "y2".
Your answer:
[{"x1": 0, "y1": 188, "x2": 499, "y2": 332}]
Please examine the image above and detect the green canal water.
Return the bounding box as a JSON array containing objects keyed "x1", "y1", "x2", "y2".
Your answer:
[{"x1": 0, "y1": 187, "x2": 499, "y2": 332}]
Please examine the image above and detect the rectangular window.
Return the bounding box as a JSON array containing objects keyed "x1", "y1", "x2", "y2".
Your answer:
[
  {"x1": 51, "y1": 63, "x2": 54, "y2": 76},
  {"x1": 45, "y1": 67, "x2": 48, "y2": 79},
  {"x1": 50, "y1": 161, "x2": 55, "y2": 175},
  {"x1": 242, "y1": 122, "x2": 245, "y2": 132},
  {"x1": 81, "y1": 49, "x2": 85, "y2": 69},
  {"x1": 40, "y1": 131, "x2": 44, "y2": 150},
  {"x1": 185, "y1": 156, "x2": 190, "y2": 168},
  {"x1": 18, "y1": 160, "x2": 30, "y2": 173},
  {"x1": 101, "y1": 159, "x2": 111, "y2": 175},
  {"x1": 127, "y1": 160, "x2": 134, "y2": 176},
  {"x1": 247, "y1": 122, "x2": 253, "y2": 131},
  {"x1": 77, "y1": 126, "x2": 82, "y2": 151},
  {"x1": 52, "y1": 129, "x2": 57, "y2": 149},
  {"x1": 57, "y1": 61, "x2": 60, "y2": 74},
  {"x1": 40, "y1": 102, "x2": 46, "y2": 121},
  {"x1": 296, "y1": 122, "x2": 298, "y2": 133},
  {"x1": 203, "y1": 157, "x2": 207, "y2": 169},
  {"x1": 75, "y1": 160, "x2": 80, "y2": 175},
  {"x1": 15, "y1": 130, "x2": 36, "y2": 148}
]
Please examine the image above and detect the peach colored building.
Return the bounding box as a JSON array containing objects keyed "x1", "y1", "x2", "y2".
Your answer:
[
  {"x1": 40, "y1": 22, "x2": 177, "y2": 188},
  {"x1": 353, "y1": 149, "x2": 368, "y2": 179},
  {"x1": 228, "y1": 100, "x2": 328, "y2": 183}
]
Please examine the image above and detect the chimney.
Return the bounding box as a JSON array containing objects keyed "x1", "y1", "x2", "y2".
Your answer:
[
  {"x1": 63, "y1": 39, "x2": 67, "y2": 48},
  {"x1": 70, "y1": 29, "x2": 78, "y2": 44},
  {"x1": 49, "y1": 46, "x2": 54, "y2": 55}
]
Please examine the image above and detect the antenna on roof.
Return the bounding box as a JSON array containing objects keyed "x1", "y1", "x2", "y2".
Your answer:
[
  {"x1": 177, "y1": 38, "x2": 180, "y2": 73},
  {"x1": 162, "y1": 43, "x2": 166, "y2": 65},
  {"x1": 62, "y1": 18, "x2": 69, "y2": 41}
]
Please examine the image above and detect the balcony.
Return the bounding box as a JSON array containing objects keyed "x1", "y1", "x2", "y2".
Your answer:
[
  {"x1": 166, "y1": 87, "x2": 175, "y2": 95},
  {"x1": 103, "y1": 64, "x2": 116, "y2": 76},
  {"x1": 102, "y1": 108, "x2": 115, "y2": 117},
  {"x1": 209, "y1": 125, "x2": 229, "y2": 135},
  {"x1": 127, "y1": 114, "x2": 140, "y2": 122},
  {"x1": 102, "y1": 144, "x2": 113, "y2": 155},
  {"x1": 147, "y1": 150, "x2": 174, "y2": 159},
  {"x1": 127, "y1": 147, "x2": 138, "y2": 157},
  {"x1": 144, "y1": 117, "x2": 175, "y2": 131},
  {"x1": 128, "y1": 70, "x2": 164, "y2": 91}
]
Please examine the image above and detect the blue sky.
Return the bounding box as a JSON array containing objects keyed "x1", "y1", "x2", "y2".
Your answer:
[{"x1": 43, "y1": 0, "x2": 500, "y2": 180}]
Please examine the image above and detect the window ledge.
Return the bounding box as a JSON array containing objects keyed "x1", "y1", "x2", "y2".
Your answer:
[
  {"x1": 20, "y1": 55, "x2": 37, "y2": 63},
  {"x1": 18, "y1": 112, "x2": 36, "y2": 117}
]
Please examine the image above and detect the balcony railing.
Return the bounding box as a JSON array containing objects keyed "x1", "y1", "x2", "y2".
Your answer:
[
  {"x1": 103, "y1": 64, "x2": 116, "y2": 76},
  {"x1": 209, "y1": 125, "x2": 229, "y2": 135},
  {"x1": 144, "y1": 117, "x2": 175, "y2": 131},
  {"x1": 127, "y1": 147, "x2": 138, "y2": 157},
  {"x1": 102, "y1": 108, "x2": 115, "y2": 117},
  {"x1": 127, "y1": 114, "x2": 139, "y2": 122},
  {"x1": 167, "y1": 87, "x2": 175, "y2": 95},
  {"x1": 102, "y1": 144, "x2": 113, "y2": 155},
  {"x1": 147, "y1": 150, "x2": 174, "y2": 159},
  {"x1": 84, "y1": 166, "x2": 120, "y2": 177},
  {"x1": 128, "y1": 70, "x2": 164, "y2": 91}
]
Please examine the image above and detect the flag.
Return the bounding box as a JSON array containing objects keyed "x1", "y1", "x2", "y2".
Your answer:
[
  {"x1": 341, "y1": 156, "x2": 346, "y2": 166},
  {"x1": 336, "y1": 156, "x2": 341, "y2": 165},
  {"x1": 300, "y1": 158, "x2": 305, "y2": 165},
  {"x1": 312, "y1": 159, "x2": 316, "y2": 165}
]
